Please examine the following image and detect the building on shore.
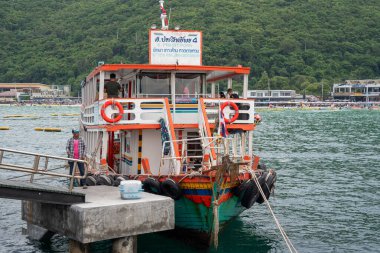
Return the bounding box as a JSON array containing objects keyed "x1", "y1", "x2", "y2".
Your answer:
[
  {"x1": 246, "y1": 89, "x2": 298, "y2": 102},
  {"x1": 332, "y1": 79, "x2": 380, "y2": 102},
  {"x1": 0, "y1": 83, "x2": 79, "y2": 104}
]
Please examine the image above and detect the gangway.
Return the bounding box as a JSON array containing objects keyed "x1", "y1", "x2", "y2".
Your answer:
[{"x1": 0, "y1": 148, "x2": 87, "y2": 205}]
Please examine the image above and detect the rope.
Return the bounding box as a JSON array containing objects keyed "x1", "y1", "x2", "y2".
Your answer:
[
  {"x1": 177, "y1": 171, "x2": 201, "y2": 184},
  {"x1": 251, "y1": 172, "x2": 298, "y2": 253},
  {"x1": 210, "y1": 159, "x2": 229, "y2": 249},
  {"x1": 212, "y1": 199, "x2": 219, "y2": 248}
]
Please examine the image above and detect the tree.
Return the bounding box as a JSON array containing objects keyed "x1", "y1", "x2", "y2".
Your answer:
[{"x1": 256, "y1": 71, "x2": 269, "y2": 90}]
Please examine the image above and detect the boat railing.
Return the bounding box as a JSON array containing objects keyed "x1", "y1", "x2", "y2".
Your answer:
[
  {"x1": 0, "y1": 147, "x2": 88, "y2": 192},
  {"x1": 82, "y1": 98, "x2": 168, "y2": 125},
  {"x1": 198, "y1": 98, "x2": 218, "y2": 165},
  {"x1": 138, "y1": 93, "x2": 208, "y2": 99},
  {"x1": 202, "y1": 99, "x2": 256, "y2": 124},
  {"x1": 81, "y1": 98, "x2": 256, "y2": 126},
  {"x1": 160, "y1": 136, "x2": 225, "y2": 174},
  {"x1": 161, "y1": 98, "x2": 181, "y2": 174},
  {"x1": 137, "y1": 93, "x2": 171, "y2": 98}
]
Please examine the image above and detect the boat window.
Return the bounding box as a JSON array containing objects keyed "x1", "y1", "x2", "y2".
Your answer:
[
  {"x1": 138, "y1": 73, "x2": 171, "y2": 98},
  {"x1": 175, "y1": 73, "x2": 203, "y2": 101}
]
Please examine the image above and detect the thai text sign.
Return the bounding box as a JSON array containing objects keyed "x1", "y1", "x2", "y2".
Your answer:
[{"x1": 149, "y1": 30, "x2": 202, "y2": 65}]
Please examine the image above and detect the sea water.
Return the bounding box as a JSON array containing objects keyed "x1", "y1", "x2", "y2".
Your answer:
[{"x1": 0, "y1": 105, "x2": 379, "y2": 253}]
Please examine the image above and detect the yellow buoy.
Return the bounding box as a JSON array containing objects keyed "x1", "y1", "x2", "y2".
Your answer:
[
  {"x1": 4, "y1": 115, "x2": 25, "y2": 118},
  {"x1": 61, "y1": 113, "x2": 80, "y2": 116},
  {"x1": 4, "y1": 114, "x2": 37, "y2": 119},
  {"x1": 0, "y1": 126, "x2": 10, "y2": 130},
  {"x1": 34, "y1": 127, "x2": 62, "y2": 132},
  {"x1": 44, "y1": 128, "x2": 62, "y2": 132}
]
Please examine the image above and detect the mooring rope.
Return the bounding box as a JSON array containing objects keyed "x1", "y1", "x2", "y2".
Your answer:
[
  {"x1": 212, "y1": 199, "x2": 220, "y2": 248},
  {"x1": 251, "y1": 172, "x2": 298, "y2": 253},
  {"x1": 211, "y1": 164, "x2": 230, "y2": 249}
]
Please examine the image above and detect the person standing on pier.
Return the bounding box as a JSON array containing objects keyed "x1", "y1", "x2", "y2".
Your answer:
[{"x1": 66, "y1": 129, "x2": 86, "y2": 187}]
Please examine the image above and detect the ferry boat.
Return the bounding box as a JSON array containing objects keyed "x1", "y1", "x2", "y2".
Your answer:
[{"x1": 79, "y1": 0, "x2": 277, "y2": 246}]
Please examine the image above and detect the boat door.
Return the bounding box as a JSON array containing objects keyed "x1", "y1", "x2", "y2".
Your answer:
[{"x1": 106, "y1": 131, "x2": 120, "y2": 172}]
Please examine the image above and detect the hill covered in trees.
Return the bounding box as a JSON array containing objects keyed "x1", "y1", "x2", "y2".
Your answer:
[{"x1": 1, "y1": 0, "x2": 379, "y2": 96}]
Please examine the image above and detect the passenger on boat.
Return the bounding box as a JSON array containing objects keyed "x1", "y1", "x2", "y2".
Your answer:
[
  {"x1": 183, "y1": 86, "x2": 190, "y2": 98},
  {"x1": 219, "y1": 92, "x2": 226, "y2": 98},
  {"x1": 66, "y1": 129, "x2": 86, "y2": 187},
  {"x1": 227, "y1": 88, "x2": 239, "y2": 98},
  {"x1": 227, "y1": 88, "x2": 233, "y2": 98},
  {"x1": 105, "y1": 73, "x2": 121, "y2": 98}
]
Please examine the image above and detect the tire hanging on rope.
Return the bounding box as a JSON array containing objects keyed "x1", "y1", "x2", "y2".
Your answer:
[
  {"x1": 142, "y1": 177, "x2": 161, "y2": 194},
  {"x1": 257, "y1": 169, "x2": 277, "y2": 204},
  {"x1": 160, "y1": 178, "x2": 182, "y2": 200},
  {"x1": 240, "y1": 174, "x2": 266, "y2": 208}
]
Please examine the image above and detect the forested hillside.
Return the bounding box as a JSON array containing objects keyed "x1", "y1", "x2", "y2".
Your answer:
[{"x1": 1, "y1": 0, "x2": 379, "y2": 96}]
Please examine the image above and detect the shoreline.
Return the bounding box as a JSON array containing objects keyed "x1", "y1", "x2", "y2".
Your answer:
[
  {"x1": 0, "y1": 103, "x2": 81, "y2": 107},
  {"x1": 1, "y1": 101, "x2": 379, "y2": 109}
]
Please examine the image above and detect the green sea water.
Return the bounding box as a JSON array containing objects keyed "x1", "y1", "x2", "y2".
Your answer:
[{"x1": 0, "y1": 105, "x2": 379, "y2": 253}]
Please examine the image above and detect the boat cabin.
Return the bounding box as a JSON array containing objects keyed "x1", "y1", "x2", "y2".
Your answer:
[{"x1": 80, "y1": 63, "x2": 256, "y2": 176}]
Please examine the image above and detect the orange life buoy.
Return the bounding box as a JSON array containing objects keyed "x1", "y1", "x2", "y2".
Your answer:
[
  {"x1": 221, "y1": 101, "x2": 239, "y2": 123},
  {"x1": 101, "y1": 100, "x2": 124, "y2": 123},
  {"x1": 254, "y1": 114, "x2": 262, "y2": 123}
]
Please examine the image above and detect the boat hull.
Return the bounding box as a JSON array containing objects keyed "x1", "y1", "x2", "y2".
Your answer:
[
  {"x1": 86, "y1": 169, "x2": 276, "y2": 243},
  {"x1": 133, "y1": 173, "x2": 253, "y2": 238},
  {"x1": 175, "y1": 189, "x2": 245, "y2": 232}
]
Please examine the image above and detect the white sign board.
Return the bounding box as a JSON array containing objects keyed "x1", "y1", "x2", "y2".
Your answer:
[{"x1": 149, "y1": 30, "x2": 202, "y2": 65}]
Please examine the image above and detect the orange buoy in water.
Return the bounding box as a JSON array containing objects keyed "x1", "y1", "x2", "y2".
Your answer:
[{"x1": 254, "y1": 114, "x2": 262, "y2": 123}]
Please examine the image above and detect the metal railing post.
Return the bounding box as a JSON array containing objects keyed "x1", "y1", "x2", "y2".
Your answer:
[
  {"x1": 0, "y1": 150, "x2": 3, "y2": 163},
  {"x1": 69, "y1": 161, "x2": 76, "y2": 191},
  {"x1": 44, "y1": 157, "x2": 49, "y2": 171},
  {"x1": 30, "y1": 155, "x2": 40, "y2": 183}
]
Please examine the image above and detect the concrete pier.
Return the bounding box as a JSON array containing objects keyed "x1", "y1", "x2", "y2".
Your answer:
[{"x1": 22, "y1": 186, "x2": 174, "y2": 252}]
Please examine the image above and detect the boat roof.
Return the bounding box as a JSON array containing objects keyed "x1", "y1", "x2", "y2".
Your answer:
[{"x1": 86, "y1": 64, "x2": 250, "y2": 83}]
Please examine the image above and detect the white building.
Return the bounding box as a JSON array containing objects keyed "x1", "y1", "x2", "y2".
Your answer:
[
  {"x1": 332, "y1": 79, "x2": 380, "y2": 102},
  {"x1": 0, "y1": 83, "x2": 71, "y2": 102},
  {"x1": 246, "y1": 90, "x2": 297, "y2": 102}
]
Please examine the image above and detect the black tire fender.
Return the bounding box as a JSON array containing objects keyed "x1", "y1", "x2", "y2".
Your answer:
[
  {"x1": 257, "y1": 170, "x2": 277, "y2": 204},
  {"x1": 241, "y1": 173, "x2": 267, "y2": 208},
  {"x1": 96, "y1": 174, "x2": 113, "y2": 186},
  {"x1": 113, "y1": 176, "x2": 126, "y2": 187},
  {"x1": 85, "y1": 174, "x2": 97, "y2": 186},
  {"x1": 160, "y1": 178, "x2": 182, "y2": 200},
  {"x1": 142, "y1": 177, "x2": 161, "y2": 194},
  {"x1": 233, "y1": 180, "x2": 250, "y2": 197},
  {"x1": 240, "y1": 180, "x2": 260, "y2": 209}
]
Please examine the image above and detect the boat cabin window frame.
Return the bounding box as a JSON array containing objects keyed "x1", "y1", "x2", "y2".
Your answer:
[
  {"x1": 175, "y1": 73, "x2": 205, "y2": 102},
  {"x1": 137, "y1": 72, "x2": 172, "y2": 98},
  {"x1": 136, "y1": 71, "x2": 206, "y2": 101}
]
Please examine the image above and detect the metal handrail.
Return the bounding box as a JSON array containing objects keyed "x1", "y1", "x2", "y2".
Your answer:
[
  {"x1": 0, "y1": 147, "x2": 88, "y2": 192},
  {"x1": 160, "y1": 136, "x2": 230, "y2": 174}
]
